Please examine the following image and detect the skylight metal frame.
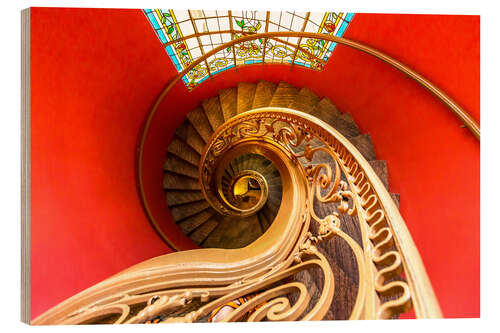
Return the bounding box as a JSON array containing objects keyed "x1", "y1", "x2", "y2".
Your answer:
[{"x1": 143, "y1": 9, "x2": 355, "y2": 90}]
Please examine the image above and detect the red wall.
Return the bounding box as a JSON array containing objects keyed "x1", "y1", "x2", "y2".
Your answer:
[
  {"x1": 31, "y1": 8, "x2": 479, "y2": 320},
  {"x1": 30, "y1": 8, "x2": 176, "y2": 319}
]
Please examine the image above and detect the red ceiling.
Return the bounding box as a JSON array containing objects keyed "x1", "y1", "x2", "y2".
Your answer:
[{"x1": 30, "y1": 8, "x2": 479, "y2": 320}]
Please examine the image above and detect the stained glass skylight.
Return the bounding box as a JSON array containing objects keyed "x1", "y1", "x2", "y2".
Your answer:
[{"x1": 143, "y1": 10, "x2": 355, "y2": 90}]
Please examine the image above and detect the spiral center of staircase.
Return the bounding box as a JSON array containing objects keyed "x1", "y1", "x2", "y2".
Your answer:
[
  {"x1": 162, "y1": 80, "x2": 400, "y2": 250},
  {"x1": 226, "y1": 170, "x2": 268, "y2": 215}
]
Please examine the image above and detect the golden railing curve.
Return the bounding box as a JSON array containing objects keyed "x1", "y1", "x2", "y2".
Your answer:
[
  {"x1": 33, "y1": 130, "x2": 342, "y2": 324},
  {"x1": 198, "y1": 108, "x2": 442, "y2": 319},
  {"x1": 34, "y1": 107, "x2": 441, "y2": 324},
  {"x1": 138, "y1": 31, "x2": 479, "y2": 250}
]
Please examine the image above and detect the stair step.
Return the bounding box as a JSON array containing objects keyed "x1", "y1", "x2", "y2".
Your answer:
[
  {"x1": 202, "y1": 214, "x2": 262, "y2": 249},
  {"x1": 166, "y1": 137, "x2": 200, "y2": 166},
  {"x1": 177, "y1": 208, "x2": 217, "y2": 234},
  {"x1": 328, "y1": 261, "x2": 359, "y2": 320},
  {"x1": 222, "y1": 171, "x2": 232, "y2": 184},
  {"x1": 163, "y1": 172, "x2": 200, "y2": 190},
  {"x1": 349, "y1": 133, "x2": 376, "y2": 161},
  {"x1": 368, "y1": 160, "x2": 389, "y2": 190},
  {"x1": 170, "y1": 200, "x2": 211, "y2": 221},
  {"x1": 252, "y1": 80, "x2": 277, "y2": 109},
  {"x1": 189, "y1": 218, "x2": 220, "y2": 245},
  {"x1": 244, "y1": 154, "x2": 263, "y2": 171},
  {"x1": 237, "y1": 82, "x2": 257, "y2": 114},
  {"x1": 288, "y1": 87, "x2": 320, "y2": 114},
  {"x1": 267, "y1": 196, "x2": 281, "y2": 211},
  {"x1": 310, "y1": 97, "x2": 341, "y2": 119},
  {"x1": 230, "y1": 155, "x2": 244, "y2": 174},
  {"x1": 165, "y1": 190, "x2": 205, "y2": 206},
  {"x1": 296, "y1": 270, "x2": 323, "y2": 316},
  {"x1": 268, "y1": 187, "x2": 283, "y2": 200},
  {"x1": 186, "y1": 107, "x2": 214, "y2": 143},
  {"x1": 228, "y1": 158, "x2": 239, "y2": 176},
  {"x1": 262, "y1": 203, "x2": 276, "y2": 225},
  {"x1": 219, "y1": 87, "x2": 237, "y2": 121},
  {"x1": 391, "y1": 193, "x2": 400, "y2": 208},
  {"x1": 254, "y1": 162, "x2": 272, "y2": 177},
  {"x1": 202, "y1": 96, "x2": 225, "y2": 132},
  {"x1": 325, "y1": 113, "x2": 360, "y2": 138},
  {"x1": 238, "y1": 154, "x2": 250, "y2": 171},
  {"x1": 269, "y1": 81, "x2": 299, "y2": 108},
  {"x1": 258, "y1": 211, "x2": 270, "y2": 231},
  {"x1": 261, "y1": 161, "x2": 278, "y2": 176},
  {"x1": 266, "y1": 175, "x2": 282, "y2": 187},
  {"x1": 175, "y1": 122, "x2": 206, "y2": 155},
  {"x1": 163, "y1": 153, "x2": 199, "y2": 179},
  {"x1": 310, "y1": 215, "x2": 360, "y2": 282},
  {"x1": 238, "y1": 154, "x2": 251, "y2": 172},
  {"x1": 267, "y1": 193, "x2": 281, "y2": 209}
]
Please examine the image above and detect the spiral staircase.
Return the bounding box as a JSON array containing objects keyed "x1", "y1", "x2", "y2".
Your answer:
[
  {"x1": 32, "y1": 34, "x2": 462, "y2": 324},
  {"x1": 163, "y1": 80, "x2": 400, "y2": 250},
  {"x1": 34, "y1": 78, "x2": 443, "y2": 325}
]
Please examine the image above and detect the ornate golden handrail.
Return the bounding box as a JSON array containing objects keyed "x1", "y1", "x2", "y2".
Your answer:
[
  {"x1": 139, "y1": 31, "x2": 479, "y2": 250},
  {"x1": 34, "y1": 127, "x2": 337, "y2": 324},
  {"x1": 34, "y1": 31, "x2": 458, "y2": 323},
  {"x1": 198, "y1": 108, "x2": 442, "y2": 319},
  {"x1": 35, "y1": 108, "x2": 441, "y2": 324}
]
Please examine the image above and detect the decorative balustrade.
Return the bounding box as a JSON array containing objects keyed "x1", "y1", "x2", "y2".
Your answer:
[
  {"x1": 198, "y1": 108, "x2": 442, "y2": 319},
  {"x1": 33, "y1": 108, "x2": 441, "y2": 324},
  {"x1": 32, "y1": 30, "x2": 468, "y2": 324}
]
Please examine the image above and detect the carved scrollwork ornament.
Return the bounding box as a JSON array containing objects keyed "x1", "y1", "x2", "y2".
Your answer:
[
  {"x1": 33, "y1": 108, "x2": 441, "y2": 325},
  {"x1": 196, "y1": 109, "x2": 434, "y2": 320}
]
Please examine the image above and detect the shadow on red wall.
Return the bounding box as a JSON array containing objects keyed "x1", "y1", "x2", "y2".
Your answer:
[{"x1": 31, "y1": 8, "x2": 479, "y2": 320}]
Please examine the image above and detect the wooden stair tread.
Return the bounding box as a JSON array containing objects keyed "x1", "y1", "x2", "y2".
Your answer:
[
  {"x1": 258, "y1": 211, "x2": 270, "y2": 231},
  {"x1": 219, "y1": 87, "x2": 237, "y2": 121},
  {"x1": 391, "y1": 193, "x2": 400, "y2": 208},
  {"x1": 368, "y1": 160, "x2": 389, "y2": 190},
  {"x1": 349, "y1": 133, "x2": 376, "y2": 161},
  {"x1": 170, "y1": 200, "x2": 211, "y2": 221},
  {"x1": 311, "y1": 97, "x2": 341, "y2": 119},
  {"x1": 186, "y1": 107, "x2": 214, "y2": 143},
  {"x1": 203, "y1": 215, "x2": 262, "y2": 249},
  {"x1": 165, "y1": 190, "x2": 205, "y2": 206},
  {"x1": 202, "y1": 96, "x2": 225, "y2": 132},
  {"x1": 289, "y1": 269, "x2": 321, "y2": 315},
  {"x1": 288, "y1": 87, "x2": 320, "y2": 114},
  {"x1": 269, "y1": 81, "x2": 299, "y2": 108},
  {"x1": 262, "y1": 203, "x2": 275, "y2": 224},
  {"x1": 161, "y1": 81, "x2": 402, "y2": 254},
  {"x1": 175, "y1": 122, "x2": 206, "y2": 155},
  {"x1": 325, "y1": 113, "x2": 360, "y2": 138},
  {"x1": 189, "y1": 218, "x2": 220, "y2": 245},
  {"x1": 310, "y1": 215, "x2": 360, "y2": 283},
  {"x1": 237, "y1": 82, "x2": 257, "y2": 114},
  {"x1": 177, "y1": 208, "x2": 217, "y2": 234},
  {"x1": 340, "y1": 113, "x2": 360, "y2": 133},
  {"x1": 163, "y1": 172, "x2": 200, "y2": 190},
  {"x1": 324, "y1": 261, "x2": 358, "y2": 320},
  {"x1": 166, "y1": 137, "x2": 200, "y2": 166},
  {"x1": 266, "y1": 176, "x2": 282, "y2": 187},
  {"x1": 163, "y1": 153, "x2": 199, "y2": 179},
  {"x1": 252, "y1": 80, "x2": 277, "y2": 109},
  {"x1": 291, "y1": 243, "x2": 357, "y2": 320}
]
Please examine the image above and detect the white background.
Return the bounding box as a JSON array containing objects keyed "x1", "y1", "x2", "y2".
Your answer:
[{"x1": 1, "y1": 0, "x2": 497, "y2": 332}]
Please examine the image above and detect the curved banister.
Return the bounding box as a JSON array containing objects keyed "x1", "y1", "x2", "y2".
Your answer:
[
  {"x1": 138, "y1": 31, "x2": 479, "y2": 250},
  {"x1": 34, "y1": 137, "x2": 330, "y2": 324},
  {"x1": 198, "y1": 108, "x2": 442, "y2": 319},
  {"x1": 35, "y1": 107, "x2": 442, "y2": 324},
  {"x1": 32, "y1": 30, "x2": 465, "y2": 325}
]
